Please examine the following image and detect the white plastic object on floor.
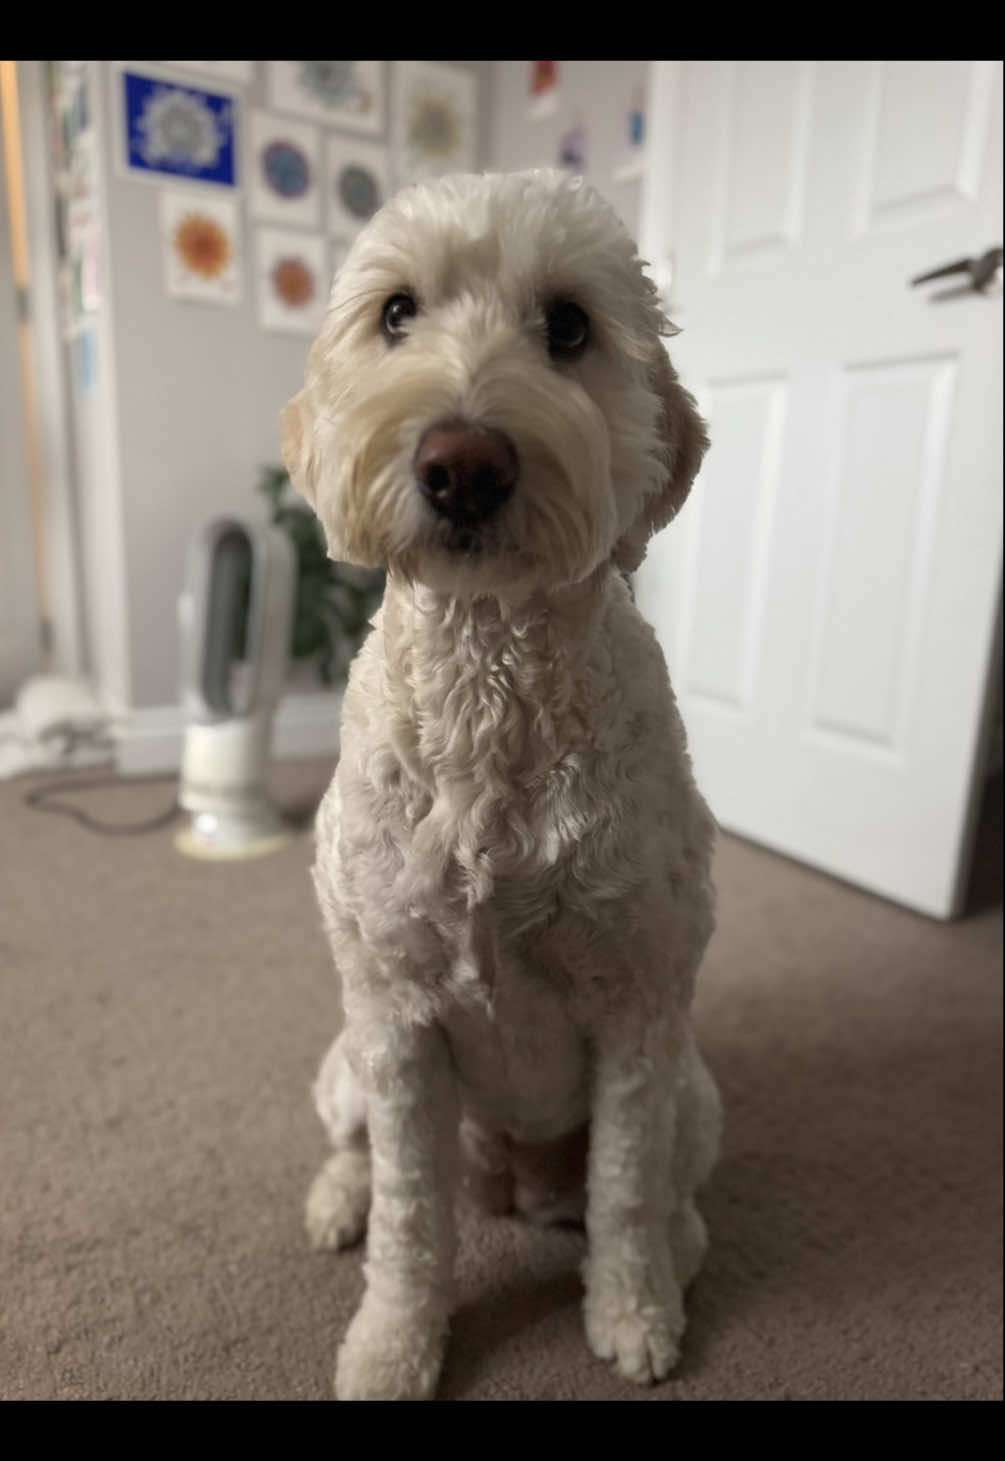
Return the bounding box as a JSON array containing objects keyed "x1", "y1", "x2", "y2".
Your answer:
[{"x1": 0, "y1": 675, "x2": 113, "y2": 779}]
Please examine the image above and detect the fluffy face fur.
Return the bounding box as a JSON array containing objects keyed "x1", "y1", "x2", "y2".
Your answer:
[
  {"x1": 282, "y1": 169, "x2": 707, "y2": 597},
  {"x1": 285, "y1": 171, "x2": 721, "y2": 1403}
]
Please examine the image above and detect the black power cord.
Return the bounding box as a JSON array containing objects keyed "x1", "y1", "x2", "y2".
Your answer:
[{"x1": 23, "y1": 773, "x2": 182, "y2": 836}]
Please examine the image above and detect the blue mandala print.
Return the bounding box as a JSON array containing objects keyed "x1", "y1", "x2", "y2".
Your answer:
[
  {"x1": 124, "y1": 71, "x2": 236, "y2": 185},
  {"x1": 262, "y1": 140, "x2": 311, "y2": 199}
]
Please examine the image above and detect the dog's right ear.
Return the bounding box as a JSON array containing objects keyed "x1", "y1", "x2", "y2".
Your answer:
[{"x1": 280, "y1": 389, "x2": 317, "y2": 507}]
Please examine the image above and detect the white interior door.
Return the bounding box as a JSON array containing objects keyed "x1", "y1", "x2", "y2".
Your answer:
[
  {"x1": 637, "y1": 61, "x2": 1003, "y2": 918},
  {"x1": 0, "y1": 69, "x2": 43, "y2": 705}
]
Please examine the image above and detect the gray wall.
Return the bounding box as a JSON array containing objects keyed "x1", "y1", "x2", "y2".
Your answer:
[
  {"x1": 96, "y1": 61, "x2": 487, "y2": 710},
  {"x1": 487, "y1": 61, "x2": 649, "y2": 235},
  {"x1": 104, "y1": 64, "x2": 312, "y2": 707}
]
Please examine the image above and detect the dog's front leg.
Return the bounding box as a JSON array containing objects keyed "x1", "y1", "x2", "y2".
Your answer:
[
  {"x1": 335, "y1": 1020, "x2": 457, "y2": 1402},
  {"x1": 583, "y1": 1011, "x2": 684, "y2": 1386}
]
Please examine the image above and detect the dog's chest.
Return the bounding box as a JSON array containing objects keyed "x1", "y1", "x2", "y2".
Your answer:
[
  {"x1": 397, "y1": 620, "x2": 632, "y2": 924},
  {"x1": 394, "y1": 747, "x2": 619, "y2": 939},
  {"x1": 441, "y1": 920, "x2": 590, "y2": 1141},
  {"x1": 330, "y1": 581, "x2": 656, "y2": 1002}
]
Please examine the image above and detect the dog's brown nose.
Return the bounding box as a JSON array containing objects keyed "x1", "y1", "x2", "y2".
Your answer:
[{"x1": 414, "y1": 423, "x2": 518, "y2": 526}]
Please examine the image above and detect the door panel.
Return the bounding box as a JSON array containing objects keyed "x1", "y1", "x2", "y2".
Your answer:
[
  {"x1": 808, "y1": 354, "x2": 954, "y2": 751},
  {"x1": 712, "y1": 60, "x2": 814, "y2": 271},
  {"x1": 862, "y1": 61, "x2": 995, "y2": 228},
  {"x1": 680, "y1": 375, "x2": 786, "y2": 713}
]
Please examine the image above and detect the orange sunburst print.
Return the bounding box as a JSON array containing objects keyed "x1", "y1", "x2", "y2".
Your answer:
[{"x1": 173, "y1": 213, "x2": 232, "y2": 279}]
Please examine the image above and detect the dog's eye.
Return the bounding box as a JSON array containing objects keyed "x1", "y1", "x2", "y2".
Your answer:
[
  {"x1": 546, "y1": 300, "x2": 590, "y2": 358},
  {"x1": 381, "y1": 292, "x2": 418, "y2": 343}
]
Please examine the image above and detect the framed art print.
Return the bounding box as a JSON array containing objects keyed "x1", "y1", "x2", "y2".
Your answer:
[
  {"x1": 249, "y1": 110, "x2": 321, "y2": 228},
  {"x1": 528, "y1": 61, "x2": 561, "y2": 120},
  {"x1": 117, "y1": 64, "x2": 239, "y2": 188},
  {"x1": 267, "y1": 60, "x2": 385, "y2": 136},
  {"x1": 391, "y1": 62, "x2": 476, "y2": 185},
  {"x1": 161, "y1": 189, "x2": 242, "y2": 305},
  {"x1": 256, "y1": 226, "x2": 327, "y2": 336},
  {"x1": 326, "y1": 134, "x2": 390, "y2": 238}
]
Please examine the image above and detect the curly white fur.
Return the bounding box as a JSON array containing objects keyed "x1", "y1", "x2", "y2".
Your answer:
[{"x1": 282, "y1": 169, "x2": 722, "y2": 1401}]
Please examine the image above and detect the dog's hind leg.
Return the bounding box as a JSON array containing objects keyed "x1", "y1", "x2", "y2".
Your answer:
[
  {"x1": 511, "y1": 1124, "x2": 589, "y2": 1226},
  {"x1": 305, "y1": 1030, "x2": 372, "y2": 1251},
  {"x1": 460, "y1": 1118, "x2": 515, "y2": 1216},
  {"x1": 669, "y1": 1202, "x2": 708, "y2": 1291},
  {"x1": 461, "y1": 1123, "x2": 589, "y2": 1227}
]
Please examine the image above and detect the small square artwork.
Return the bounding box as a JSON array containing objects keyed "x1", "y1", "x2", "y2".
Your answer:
[
  {"x1": 629, "y1": 89, "x2": 646, "y2": 149},
  {"x1": 528, "y1": 61, "x2": 561, "y2": 120},
  {"x1": 256, "y1": 227, "x2": 327, "y2": 336},
  {"x1": 558, "y1": 120, "x2": 588, "y2": 175},
  {"x1": 392, "y1": 62, "x2": 477, "y2": 185},
  {"x1": 67, "y1": 129, "x2": 98, "y2": 206},
  {"x1": 267, "y1": 60, "x2": 385, "y2": 136},
  {"x1": 73, "y1": 327, "x2": 99, "y2": 396},
  {"x1": 326, "y1": 135, "x2": 391, "y2": 238},
  {"x1": 58, "y1": 65, "x2": 92, "y2": 160},
  {"x1": 161, "y1": 190, "x2": 241, "y2": 305},
  {"x1": 120, "y1": 67, "x2": 238, "y2": 187},
  {"x1": 249, "y1": 110, "x2": 321, "y2": 228},
  {"x1": 67, "y1": 199, "x2": 102, "y2": 318}
]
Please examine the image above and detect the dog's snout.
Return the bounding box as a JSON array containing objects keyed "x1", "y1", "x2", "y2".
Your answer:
[{"x1": 414, "y1": 423, "x2": 518, "y2": 526}]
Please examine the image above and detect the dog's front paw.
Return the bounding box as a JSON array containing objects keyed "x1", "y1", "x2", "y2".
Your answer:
[
  {"x1": 583, "y1": 1260, "x2": 686, "y2": 1385},
  {"x1": 306, "y1": 1150, "x2": 371, "y2": 1251},
  {"x1": 335, "y1": 1293, "x2": 447, "y2": 1401}
]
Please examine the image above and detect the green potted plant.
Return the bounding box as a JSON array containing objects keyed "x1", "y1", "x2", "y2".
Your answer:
[{"x1": 258, "y1": 465, "x2": 385, "y2": 686}]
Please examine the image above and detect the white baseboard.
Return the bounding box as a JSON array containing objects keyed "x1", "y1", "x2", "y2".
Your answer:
[{"x1": 115, "y1": 690, "x2": 343, "y2": 776}]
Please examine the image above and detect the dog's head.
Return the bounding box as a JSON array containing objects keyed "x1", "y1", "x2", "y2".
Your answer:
[{"x1": 281, "y1": 170, "x2": 707, "y2": 597}]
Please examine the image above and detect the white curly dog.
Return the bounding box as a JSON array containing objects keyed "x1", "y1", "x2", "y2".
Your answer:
[{"x1": 282, "y1": 169, "x2": 722, "y2": 1401}]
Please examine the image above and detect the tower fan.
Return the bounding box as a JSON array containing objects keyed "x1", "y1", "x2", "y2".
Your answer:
[{"x1": 176, "y1": 515, "x2": 296, "y2": 859}]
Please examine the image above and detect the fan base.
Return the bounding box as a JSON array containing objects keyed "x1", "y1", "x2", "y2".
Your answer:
[{"x1": 175, "y1": 808, "x2": 294, "y2": 861}]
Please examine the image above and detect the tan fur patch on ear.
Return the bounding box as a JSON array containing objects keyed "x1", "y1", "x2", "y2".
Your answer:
[
  {"x1": 650, "y1": 344, "x2": 709, "y2": 532},
  {"x1": 613, "y1": 346, "x2": 709, "y2": 573},
  {"x1": 280, "y1": 390, "x2": 315, "y2": 506}
]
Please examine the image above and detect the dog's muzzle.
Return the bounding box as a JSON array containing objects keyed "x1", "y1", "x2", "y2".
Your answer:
[{"x1": 414, "y1": 422, "x2": 518, "y2": 535}]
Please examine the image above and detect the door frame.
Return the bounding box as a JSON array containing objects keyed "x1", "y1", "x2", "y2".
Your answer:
[
  {"x1": 12, "y1": 60, "x2": 85, "y2": 679},
  {"x1": 639, "y1": 62, "x2": 684, "y2": 324}
]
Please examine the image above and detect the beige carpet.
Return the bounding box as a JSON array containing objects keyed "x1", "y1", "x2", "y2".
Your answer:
[{"x1": 1, "y1": 759, "x2": 1001, "y2": 1401}]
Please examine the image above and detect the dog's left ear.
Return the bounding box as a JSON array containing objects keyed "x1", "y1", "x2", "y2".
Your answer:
[
  {"x1": 612, "y1": 342, "x2": 709, "y2": 573},
  {"x1": 280, "y1": 388, "x2": 318, "y2": 508}
]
